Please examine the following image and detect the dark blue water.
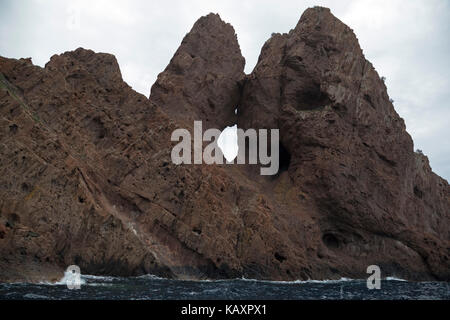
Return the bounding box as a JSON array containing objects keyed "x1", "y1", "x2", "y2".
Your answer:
[{"x1": 0, "y1": 275, "x2": 449, "y2": 300}]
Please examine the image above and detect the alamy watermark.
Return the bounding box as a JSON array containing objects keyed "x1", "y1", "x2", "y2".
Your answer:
[
  {"x1": 367, "y1": 265, "x2": 381, "y2": 289},
  {"x1": 66, "y1": 4, "x2": 81, "y2": 31},
  {"x1": 171, "y1": 121, "x2": 280, "y2": 175}
]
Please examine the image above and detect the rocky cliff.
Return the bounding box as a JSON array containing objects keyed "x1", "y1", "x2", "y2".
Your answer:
[{"x1": 0, "y1": 7, "x2": 448, "y2": 282}]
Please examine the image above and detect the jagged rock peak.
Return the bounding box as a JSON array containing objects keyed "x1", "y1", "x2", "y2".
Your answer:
[
  {"x1": 150, "y1": 13, "x2": 245, "y2": 129},
  {"x1": 238, "y1": 6, "x2": 450, "y2": 280},
  {"x1": 44, "y1": 47, "x2": 124, "y2": 89}
]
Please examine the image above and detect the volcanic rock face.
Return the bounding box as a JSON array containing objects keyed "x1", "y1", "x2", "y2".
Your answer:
[
  {"x1": 150, "y1": 13, "x2": 245, "y2": 130},
  {"x1": 0, "y1": 7, "x2": 449, "y2": 282},
  {"x1": 239, "y1": 7, "x2": 450, "y2": 280}
]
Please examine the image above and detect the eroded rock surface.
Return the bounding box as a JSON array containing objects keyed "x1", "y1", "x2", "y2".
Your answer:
[
  {"x1": 0, "y1": 8, "x2": 448, "y2": 282},
  {"x1": 150, "y1": 13, "x2": 245, "y2": 130},
  {"x1": 238, "y1": 7, "x2": 450, "y2": 280}
]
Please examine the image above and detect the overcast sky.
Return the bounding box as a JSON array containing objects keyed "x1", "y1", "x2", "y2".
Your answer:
[{"x1": 1, "y1": 0, "x2": 449, "y2": 180}]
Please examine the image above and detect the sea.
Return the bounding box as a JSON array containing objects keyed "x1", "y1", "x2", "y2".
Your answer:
[{"x1": 0, "y1": 273, "x2": 449, "y2": 300}]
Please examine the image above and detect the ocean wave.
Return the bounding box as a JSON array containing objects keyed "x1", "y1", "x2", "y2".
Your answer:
[
  {"x1": 23, "y1": 293, "x2": 51, "y2": 299},
  {"x1": 384, "y1": 276, "x2": 407, "y2": 282},
  {"x1": 27, "y1": 273, "x2": 411, "y2": 286},
  {"x1": 82, "y1": 274, "x2": 117, "y2": 282},
  {"x1": 237, "y1": 277, "x2": 356, "y2": 284},
  {"x1": 50, "y1": 270, "x2": 87, "y2": 286},
  {"x1": 133, "y1": 274, "x2": 166, "y2": 280},
  {"x1": 128, "y1": 275, "x2": 359, "y2": 284}
]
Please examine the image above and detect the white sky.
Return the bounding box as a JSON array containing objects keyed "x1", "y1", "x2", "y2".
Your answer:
[{"x1": 1, "y1": 0, "x2": 449, "y2": 180}]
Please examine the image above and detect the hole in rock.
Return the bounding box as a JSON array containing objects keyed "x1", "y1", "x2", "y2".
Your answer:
[
  {"x1": 86, "y1": 116, "x2": 106, "y2": 141},
  {"x1": 218, "y1": 124, "x2": 238, "y2": 162},
  {"x1": 6, "y1": 213, "x2": 20, "y2": 228},
  {"x1": 21, "y1": 183, "x2": 29, "y2": 192},
  {"x1": 295, "y1": 84, "x2": 331, "y2": 111},
  {"x1": 9, "y1": 124, "x2": 18, "y2": 134},
  {"x1": 322, "y1": 233, "x2": 340, "y2": 249},
  {"x1": 413, "y1": 186, "x2": 423, "y2": 199},
  {"x1": 274, "y1": 252, "x2": 287, "y2": 262}
]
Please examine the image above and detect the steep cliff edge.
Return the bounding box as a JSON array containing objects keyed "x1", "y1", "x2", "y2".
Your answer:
[
  {"x1": 0, "y1": 7, "x2": 448, "y2": 282},
  {"x1": 238, "y1": 7, "x2": 450, "y2": 280},
  {"x1": 150, "y1": 13, "x2": 245, "y2": 130}
]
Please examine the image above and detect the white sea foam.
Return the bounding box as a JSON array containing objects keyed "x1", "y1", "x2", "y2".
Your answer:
[
  {"x1": 56, "y1": 270, "x2": 86, "y2": 286},
  {"x1": 30, "y1": 273, "x2": 410, "y2": 285},
  {"x1": 385, "y1": 276, "x2": 407, "y2": 282},
  {"x1": 82, "y1": 274, "x2": 116, "y2": 281},
  {"x1": 134, "y1": 274, "x2": 166, "y2": 280},
  {"x1": 144, "y1": 275, "x2": 358, "y2": 284},
  {"x1": 237, "y1": 276, "x2": 356, "y2": 284}
]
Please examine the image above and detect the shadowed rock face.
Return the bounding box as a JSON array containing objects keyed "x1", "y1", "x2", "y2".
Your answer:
[{"x1": 0, "y1": 8, "x2": 448, "y2": 282}]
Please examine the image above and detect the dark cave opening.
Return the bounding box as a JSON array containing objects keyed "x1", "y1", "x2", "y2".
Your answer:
[
  {"x1": 322, "y1": 233, "x2": 340, "y2": 249},
  {"x1": 279, "y1": 143, "x2": 291, "y2": 173},
  {"x1": 294, "y1": 84, "x2": 331, "y2": 111},
  {"x1": 414, "y1": 186, "x2": 423, "y2": 198},
  {"x1": 274, "y1": 252, "x2": 287, "y2": 263}
]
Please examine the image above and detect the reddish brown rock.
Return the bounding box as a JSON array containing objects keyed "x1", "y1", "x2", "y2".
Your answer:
[
  {"x1": 150, "y1": 13, "x2": 245, "y2": 130},
  {"x1": 238, "y1": 7, "x2": 450, "y2": 280},
  {"x1": 0, "y1": 51, "x2": 174, "y2": 282},
  {"x1": 0, "y1": 8, "x2": 448, "y2": 283}
]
